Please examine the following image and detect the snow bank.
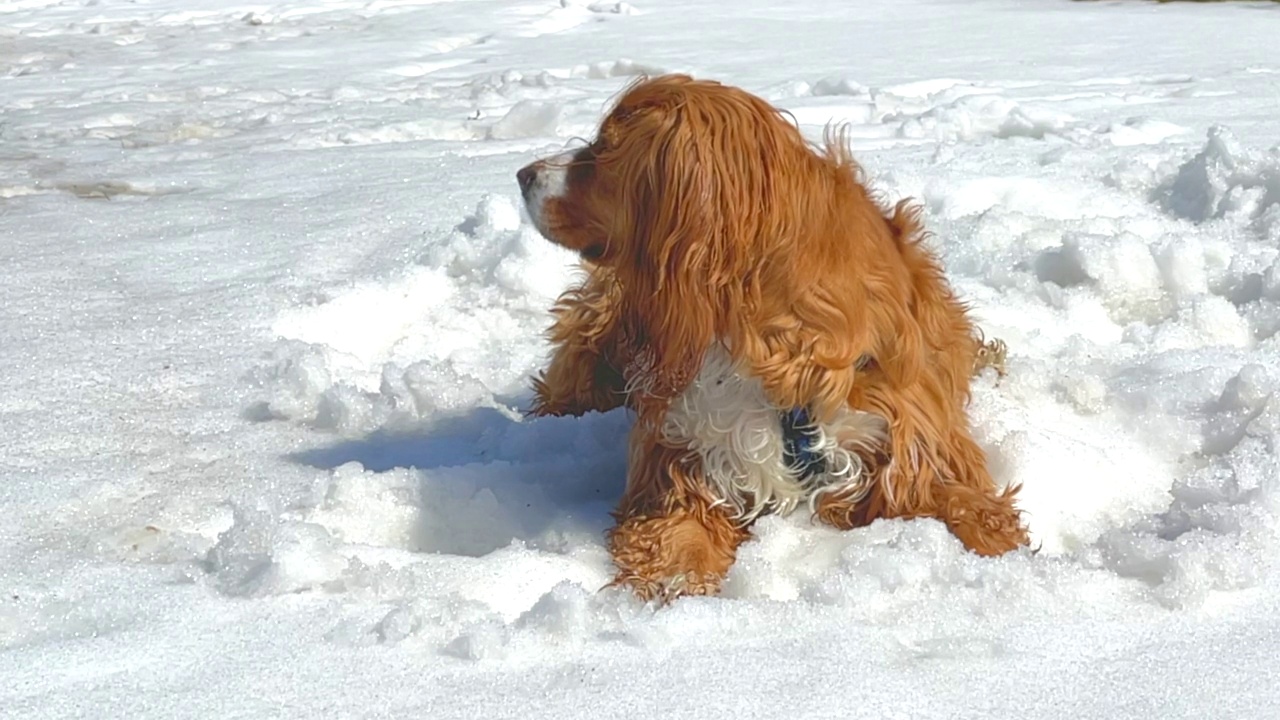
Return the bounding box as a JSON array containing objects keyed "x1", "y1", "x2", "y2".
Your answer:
[{"x1": 252, "y1": 194, "x2": 578, "y2": 435}]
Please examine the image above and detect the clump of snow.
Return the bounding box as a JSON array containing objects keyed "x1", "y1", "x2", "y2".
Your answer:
[
  {"x1": 582, "y1": 1, "x2": 639, "y2": 16},
  {"x1": 246, "y1": 339, "x2": 340, "y2": 425},
  {"x1": 204, "y1": 506, "x2": 350, "y2": 597},
  {"x1": 1154, "y1": 232, "x2": 1224, "y2": 300},
  {"x1": 1104, "y1": 116, "x2": 1187, "y2": 147},
  {"x1": 1156, "y1": 125, "x2": 1280, "y2": 228},
  {"x1": 1149, "y1": 296, "x2": 1252, "y2": 352},
  {"x1": 897, "y1": 94, "x2": 1076, "y2": 143},
  {"x1": 305, "y1": 462, "x2": 427, "y2": 549},
  {"x1": 425, "y1": 193, "x2": 575, "y2": 300},
  {"x1": 1035, "y1": 231, "x2": 1168, "y2": 323},
  {"x1": 570, "y1": 58, "x2": 668, "y2": 80},
  {"x1": 809, "y1": 76, "x2": 871, "y2": 97},
  {"x1": 488, "y1": 100, "x2": 563, "y2": 140}
]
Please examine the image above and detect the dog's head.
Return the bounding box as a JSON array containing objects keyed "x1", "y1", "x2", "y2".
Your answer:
[
  {"x1": 517, "y1": 74, "x2": 825, "y2": 403},
  {"x1": 517, "y1": 73, "x2": 814, "y2": 268}
]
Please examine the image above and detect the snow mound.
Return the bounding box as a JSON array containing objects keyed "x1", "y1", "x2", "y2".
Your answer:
[
  {"x1": 1156, "y1": 125, "x2": 1280, "y2": 232},
  {"x1": 897, "y1": 94, "x2": 1076, "y2": 143},
  {"x1": 488, "y1": 100, "x2": 564, "y2": 140},
  {"x1": 1095, "y1": 363, "x2": 1280, "y2": 609},
  {"x1": 251, "y1": 195, "x2": 577, "y2": 436},
  {"x1": 1105, "y1": 116, "x2": 1187, "y2": 147},
  {"x1": 569, "y1": 58, "x2": 668, "y2": 80}
]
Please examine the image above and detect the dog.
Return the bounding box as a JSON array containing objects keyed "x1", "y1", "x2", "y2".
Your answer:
[{"x1": 517, "y1": 74, "x2": 1027, "y2": 601}]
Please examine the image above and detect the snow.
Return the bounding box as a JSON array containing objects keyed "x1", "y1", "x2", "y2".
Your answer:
[{"x1": 3, "y1": 0, "x2": 1280, "y2": 717}]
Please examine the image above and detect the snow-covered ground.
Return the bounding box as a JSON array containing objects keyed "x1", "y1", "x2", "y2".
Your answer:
[{"x1": 3, "y1": 0, "x2": 1280, "y2": 716}]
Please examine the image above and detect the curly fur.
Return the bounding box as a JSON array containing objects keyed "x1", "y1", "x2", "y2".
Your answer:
[{"x1": 661, "y1": 344, "x2": 886, "y2": 523}]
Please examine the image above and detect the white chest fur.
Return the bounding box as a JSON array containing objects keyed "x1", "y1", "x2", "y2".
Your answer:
[{"x1": 659, "y1": 346, "x2": 888, "y2": 522}]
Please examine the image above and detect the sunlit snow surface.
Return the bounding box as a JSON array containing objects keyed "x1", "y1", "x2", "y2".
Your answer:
[{"x1": 3, "y1": 0, "x2": 1280, "y2": 717}]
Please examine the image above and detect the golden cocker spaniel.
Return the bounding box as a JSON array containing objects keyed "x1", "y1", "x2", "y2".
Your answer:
[{"x1": 517, "y1": 74, "x2": 1028, "y2": 601}]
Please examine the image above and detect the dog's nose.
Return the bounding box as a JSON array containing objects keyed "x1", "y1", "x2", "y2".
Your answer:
[{"x1": 517, "y1": 164, "x2": 538, "y2": 195}]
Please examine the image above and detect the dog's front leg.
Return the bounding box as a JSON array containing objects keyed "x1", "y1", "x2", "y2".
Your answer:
[
  {"x1": 606, "y1": 433, "x2": 748, "y2": 602},
  {"x1": 530, "y1": 341, "x2": 626, "y2": 417},
  {"x1": 529, "y1": 270, "x2": 629, "y2": 418}
]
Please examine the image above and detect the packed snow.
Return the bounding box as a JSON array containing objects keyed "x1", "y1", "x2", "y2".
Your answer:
[{"x1": 3, "y1": 0, "x2": 1280, "y2": 717}]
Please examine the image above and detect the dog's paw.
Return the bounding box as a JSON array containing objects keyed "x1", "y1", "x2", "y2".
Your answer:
[
  {"x1": 972, "y1": 337, "x2": 1008, "y2": 380},
  {"x1": 942, "y1": 484, "x2": 1030, "y2": 557},
  {"x1": 608, "y1": 571, "x2": 723, "y2": 604}
]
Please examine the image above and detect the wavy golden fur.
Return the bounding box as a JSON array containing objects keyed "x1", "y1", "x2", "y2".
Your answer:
[{"x1": 519, "y1": 74, "x2": 1027, "y2": 601}]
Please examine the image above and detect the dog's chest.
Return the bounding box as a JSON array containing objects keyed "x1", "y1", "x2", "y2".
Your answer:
[{"x1": 658, "y1": 347, "x2": 885, "y2": 521}]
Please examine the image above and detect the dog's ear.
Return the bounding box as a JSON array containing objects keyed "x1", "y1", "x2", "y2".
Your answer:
[{"x1": 604, "y1": 78, "x2": 720, "y2": 411}]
